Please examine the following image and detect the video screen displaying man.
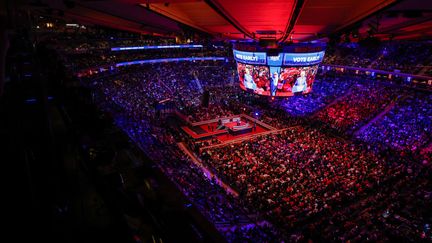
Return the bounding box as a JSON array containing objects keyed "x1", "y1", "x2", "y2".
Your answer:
[
  {"x1": 244, "y1": 67, "x2": 256, "y2": 90},
  {"x1": 276, "y1": 65, "x2": 318, "y2": 96},
  {"x1": 292, "y1": 70, "x2": 307, "y2": 93},
  {"x1": 237, "y1": 62, "x2": 318, "y2": 96},
  {"x1": 269, "y1": 66, "x2": 281, "y2": 96},
  {"x1": 237, "y1": 63, "x2": 271, "y2": 95}
]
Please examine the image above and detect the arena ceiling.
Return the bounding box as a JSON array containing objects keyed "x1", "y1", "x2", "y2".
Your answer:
[{"x1": 23, "y1": 0, "x2": 432, "y2": 41}]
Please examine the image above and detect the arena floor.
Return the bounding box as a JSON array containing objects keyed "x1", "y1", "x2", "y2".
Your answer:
[{"x1": 182, "y1": 114, "x2": 273, "y2": 143}]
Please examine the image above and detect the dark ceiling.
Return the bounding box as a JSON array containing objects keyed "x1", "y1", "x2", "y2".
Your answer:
[{"x1": 21, "y1": 0, "x2": 432, "y2": 41}]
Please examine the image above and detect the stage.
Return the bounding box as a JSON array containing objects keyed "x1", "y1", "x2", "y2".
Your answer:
[
  {"x1": 223, "y1": 121, "x2": 253, "y2": 135},
  {"x1": 181, "y1": 114, "x2": 274, "y2": 143}
]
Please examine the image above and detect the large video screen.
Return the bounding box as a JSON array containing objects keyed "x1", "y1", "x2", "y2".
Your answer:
[
  {"x1": 237, "y1": 63, "x2": 271, "y2": 95},
  {"x1": 237, "y1": 63, "x2": 318, "y2": 96}
]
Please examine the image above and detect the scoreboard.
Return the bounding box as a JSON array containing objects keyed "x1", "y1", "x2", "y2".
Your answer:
[{"x1": 233, "y1": 42, "x2": 326, "y2": 97}]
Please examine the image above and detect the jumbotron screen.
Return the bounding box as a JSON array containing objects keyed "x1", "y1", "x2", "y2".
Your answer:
[
  {"x1": 237, "y1": 63, "x2": 318, "y2": 96},
  {"x1": 233, "y1": 44, "x2": 325, "y2": 97}
]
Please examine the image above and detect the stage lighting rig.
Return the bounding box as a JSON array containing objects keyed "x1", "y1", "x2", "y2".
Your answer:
[{"x1": 258, "y1": 37, "x2": 282, "y2": 57}]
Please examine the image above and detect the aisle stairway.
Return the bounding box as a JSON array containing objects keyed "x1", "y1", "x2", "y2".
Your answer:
[
  {"x1": 192, "y1": 72, "x2": 204, "y2": 93},
  {"x1": 176, "y1": 142, "x2": 238, "y2": 197},
  {"x1": 354, "y1": 94, "x2": 408, "y2": 136},
  {"x1": 311, "y1": 84, "x2": 357, "y2": 118}
]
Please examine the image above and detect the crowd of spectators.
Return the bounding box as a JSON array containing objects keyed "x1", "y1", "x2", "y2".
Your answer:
[
  {"x1": 64, "y1": 48, "x2": 227, "y2": 72},
  {"x1": 49, "y1": 32, "x2": 432, "y2": 242},
  {"x1": 310, "y1": 165, "x2": 431, "y2": 242},
  {"x1": 201, "y1": 127, "x2": 431, "y2": 242},
  {"x1": 86, "y1": 60, "x2": 282, "y2": 241},
  {"x1": 316, "y1": 81, "x2": 402, "y2": 134},
  {"x1": 276, "y1": 75, "x2": 359, "y2": 116},
  {"x1": 323, "y1": 41, "x2": 432, "y2": 75},
  {"x1": 421, "y1": 143, "x2": 432, "y2": 164},
  {"x1": 41, "y1": 29, "x2": 229, "y2": 74},
  {"x1": 357, "y1": 92, "x2": 432, "y2": 158}
]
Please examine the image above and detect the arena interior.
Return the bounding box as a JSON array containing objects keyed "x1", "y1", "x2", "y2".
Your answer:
[{"x1": 1, "y1": 0, "x2": 432, "y2": 242}]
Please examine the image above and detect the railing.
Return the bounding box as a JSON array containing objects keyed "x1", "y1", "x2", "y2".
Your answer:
[{"x1": 322, "y1": 64, "x2": 432, "y2": 81}]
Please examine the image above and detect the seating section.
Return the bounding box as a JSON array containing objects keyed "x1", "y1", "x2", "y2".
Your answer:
[
  {"x1": 357, "y1": 93, "x2": 432, "y2": 154},
  {"x1": 323, "y1": 41, "x2": 432, "y2": 75},
  {"x1": 51, "y1": 33, "x2": 432, "y2": 242},
  {"x1": 316, "y1": 82, "x2": 402, "y2": 134}
]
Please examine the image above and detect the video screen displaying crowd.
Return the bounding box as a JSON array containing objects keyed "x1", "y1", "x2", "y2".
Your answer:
[{"x1": 48, "y1": 29, "x2": 432, "y2": 242}]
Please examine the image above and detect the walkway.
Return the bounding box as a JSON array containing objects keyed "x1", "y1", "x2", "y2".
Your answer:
[
  {"x1": 200, "y1": 126, "x2": 299, "y2": 151},
  {"x1": 177, "y1": 142, "x2": 239, "y2": 197},
  {"x1": 311, "y1": 85, "x2": 356, "y2": 118},
  {"x1": 354, "y1": 95, "x2": 408, "y2": 136}
]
